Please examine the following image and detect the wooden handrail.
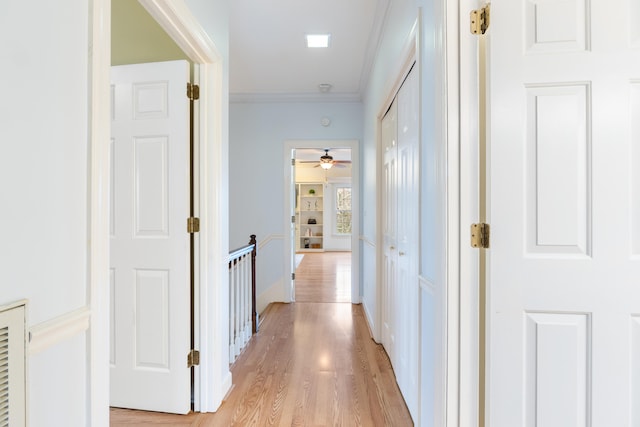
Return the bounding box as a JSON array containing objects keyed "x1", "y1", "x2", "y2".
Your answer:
[{"x1": 250, "y1": 234, "x2": 257, "y2": 333}]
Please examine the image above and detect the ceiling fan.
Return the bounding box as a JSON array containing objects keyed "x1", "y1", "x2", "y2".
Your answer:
[{"x1": 298, "y1": 148, "x2": 351, "y2": 169}]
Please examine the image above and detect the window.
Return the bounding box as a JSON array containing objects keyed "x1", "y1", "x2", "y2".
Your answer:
[{"x1": 335, "y1": 187, "x2": 352, "y2": 234}]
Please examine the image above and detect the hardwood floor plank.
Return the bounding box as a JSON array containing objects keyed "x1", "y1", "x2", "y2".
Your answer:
[
  {"x1": 111, "y1": 253, "x2": 412, "y2": 427},
  {"x1": 295, "y1": 252, "x2": 351, "y2": 303}
]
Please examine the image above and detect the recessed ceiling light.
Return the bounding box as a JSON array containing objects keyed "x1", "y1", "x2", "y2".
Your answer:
[{"x1": 306, "y1": 34, "x2": 330, "y2": 48}]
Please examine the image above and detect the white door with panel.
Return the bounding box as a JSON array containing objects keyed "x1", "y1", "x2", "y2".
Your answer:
[
  {"x1": 395, "y1": 67, "x2": 419, "y2": 418},
  {"x1": 382, "y1": 98, "x2": 398, "y2": 364},
  {"x1": 487, "y1": 1, "x2": 640, "y2": 425},
  {"x1": 110, "y1": 60, "x2": 191, "y2": 414},
  {"x1": 381, "y1": 66, "x2": 419, "y2": 420}
]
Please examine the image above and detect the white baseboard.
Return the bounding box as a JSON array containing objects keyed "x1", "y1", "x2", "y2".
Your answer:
[
  {"x1": 256, "y1": 279, "x2": 285, "y2": 314},
  {"x1": 362, "y1": 300, "x2": 379, "y2": 343},
  {"x1": 210, "y1": 370, "x2": 233, "y2": 412}
]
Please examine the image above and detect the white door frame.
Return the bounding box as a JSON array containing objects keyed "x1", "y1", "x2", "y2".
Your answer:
[
  {"x1": 454, "y1": 0, "x2": 483, "y2": 425},
  {"x1": 90, "y1": 0, "x2": 230, "y2": 420},
  {"x1": 283, "y1": 140, "x2": 360, "y2": 304}
]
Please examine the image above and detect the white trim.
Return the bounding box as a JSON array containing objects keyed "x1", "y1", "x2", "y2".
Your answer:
[
  {"x1": 29, "y1": 307, "x2": 91, "y2": 355},
  {"x1": 258, "y1": 234, "x2": 285, "y2": 250},
  {"x1": 360, "y1": 235, "x2": 376, "y2": 248},
  {"x1": 363, "y1": 297, "x2": 378, "y2": 342},
  {"x1": 89, "y1": 0, "x2": 111, "y2": 425},
  {"x1": 138, "y1": 0, "x2": 222, "y2": 64},
  {"x1": 419, "y1": 275, "x2": 437, "y2": 293},
  {"x1": 283, "y1": 140, "x2": 361, "y2": 305},
  {"x1": 230, "y1": 92, "x2": 361, "y2": 104},
  {"x1": 457, "y1": 1, "x2": 481, "y2": 426}
]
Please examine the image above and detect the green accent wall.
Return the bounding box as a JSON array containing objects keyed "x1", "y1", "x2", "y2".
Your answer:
[{"x1": 111, "y1": 0, "x2": 190, "y2": 66}]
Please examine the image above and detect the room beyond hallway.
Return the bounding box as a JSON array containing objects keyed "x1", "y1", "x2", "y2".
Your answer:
[{"x1": 294, "y1": 251, "x2": 351, "y2": 302}]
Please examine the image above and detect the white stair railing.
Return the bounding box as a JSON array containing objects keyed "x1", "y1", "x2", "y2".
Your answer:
[{"x1": 228, "y1": 235, "x2": 257, "y2": 363}]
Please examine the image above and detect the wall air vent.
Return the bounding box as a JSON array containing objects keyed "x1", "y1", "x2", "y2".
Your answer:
[
  {"x1": 1, "y1": 326, "x2": 9, "y2": 426},
  {"x1": 0, "y1": 302, "x2": 26, "y2": 427}
]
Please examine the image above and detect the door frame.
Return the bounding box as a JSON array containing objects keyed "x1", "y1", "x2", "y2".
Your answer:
[
  {"x1": 90, "y1": 0, "x2": 230, "y2": 420},
  {"x1": 283, "y1": 140, "x2": 360, "y2": 304},
  {"x1": 455, "y1": 0, "x2": 483, "y2": 425}
]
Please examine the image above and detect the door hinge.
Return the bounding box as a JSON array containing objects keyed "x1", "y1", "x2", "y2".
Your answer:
[
  {"x1": 187, "y1": 349, "x2": 200, "y2": 368},
  {"x1": 291, "y1": 158, "x2": 296, "y2": 166},
  {"x1": 471, "y1": 223, "x2": 490, "y2": 248},
  {"x1": 187, "y1": 217, "x2": 200, "y2": 233},
  {"x1": 292, "y1": 273, "x2": 295, "y2": 280},
  {"x1": 291, "y1": 215, "x2": 296, "y2": 223},
  {"x1": 187, "y1": 83, "x2": 200, "y2": 101},
  {"x1": 470, "y1": 4, "x2": 490, "y2": 35}
]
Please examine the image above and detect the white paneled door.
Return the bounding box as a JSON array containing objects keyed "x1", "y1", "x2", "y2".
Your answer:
[
  {"x1": 382, "y1": 98, "x2": 398, "y2": 365},
  {"x1": 110, "y1": 60, "x2": 191, "y2": 414},
  {"x1": 395, "y1": 67, "x2": 419, "y2": 418},
  {"x1": 381, "y1": 64, "x2": 419, "y2": 421},
  {"x1": 487, "y1": 1, "x2": 640, "y2": 425}
]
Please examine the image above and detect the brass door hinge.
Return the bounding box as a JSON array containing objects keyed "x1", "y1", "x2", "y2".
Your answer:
[
  {"x1": 187, "y1": 349, "x2": 200, "y2": 368},
  {"x1": 187, "y1": 217, "x2": 200, "y2": 233},
  {"x1": 471, "y1": 223, "x2": 490, "y2": 248},
  {"x1": 470, "y1": 4, "x2": 490, "y2": 35},
  {"x1": 187, "y1": 83, "x2": 200, "y2": 101}
]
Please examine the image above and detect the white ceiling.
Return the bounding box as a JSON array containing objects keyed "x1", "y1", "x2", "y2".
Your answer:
[{"x1": 229, "y1": 0, "x2": 389, "y2": 102}]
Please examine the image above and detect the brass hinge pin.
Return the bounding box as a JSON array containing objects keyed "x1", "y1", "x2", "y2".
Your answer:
[
  {"x1": 470, "y1": 4, "x2": 490, "y2": 35},
  {"x1": 471, "y1": 223, "x2": 490, "y2": 248},
  {"x1": 187, "y1": 83, "x2": 200, "y2": 101},
  {"x1": 187, "y1": 349, "x2": 200, "y2": 368},
  {"x1": 187, "y1": 217, "x2": 200, "y2": 233}
]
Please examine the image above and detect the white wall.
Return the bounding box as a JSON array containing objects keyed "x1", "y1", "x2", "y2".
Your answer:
[
  {"x1": 0, "y1": 1, "x2": 91, "y2": 425},
  {"x1": 0, "y1": 0, "x2": 231, "y2": 424},
  {"x1": 229, "y1": 102, "x2": 362, "y2": 302}
]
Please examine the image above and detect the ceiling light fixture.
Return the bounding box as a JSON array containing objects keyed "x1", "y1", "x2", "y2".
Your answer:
[
  {"x1": 306, "y1": 34, "x2": 331, "y2": 48},
  {"x1": 320, "y1": 149, "x2": 333, "y2": 170}
]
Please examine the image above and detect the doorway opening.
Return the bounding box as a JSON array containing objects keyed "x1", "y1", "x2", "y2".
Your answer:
[
  {"x1": 107, "y1": 0, "x2": 227, "y2": 414},
  {"x1": 283, "y1": 140, "x2": 360, "y2": 305},
  {"x1": 294, "y1": 148, "x2": 353, "y2": 303}
]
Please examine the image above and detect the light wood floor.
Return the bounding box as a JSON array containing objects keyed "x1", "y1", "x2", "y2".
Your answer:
[
  {"x1": 110, "y1": 252, "x2": 413, "y2": 426},
  {"x1": 295, "y1": 251, "x2": 351, "y2": 303}
]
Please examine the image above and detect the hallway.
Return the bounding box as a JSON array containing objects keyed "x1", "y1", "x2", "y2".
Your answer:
[{"x1": 110, "y1": 252, "x2": 413, "y2": 426}]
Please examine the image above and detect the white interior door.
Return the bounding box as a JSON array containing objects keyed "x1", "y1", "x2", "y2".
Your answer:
[
  {"x1": 110, "y1": 60, "x2": 191, "y2": 414},
  {"x1": 381, "y1": 99, "x2": 398, "y2": 364},
  {"x1": 395, "y1": 66, "x2": 419, "y2": 418},
  {"x1": 487, "y1": 1, "x2": 640, "y2": 425}
]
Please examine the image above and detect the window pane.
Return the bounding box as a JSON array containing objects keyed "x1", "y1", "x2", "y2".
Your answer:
[{"x1": 335, "y1": 187, "x2": 352, "y2": 234}]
